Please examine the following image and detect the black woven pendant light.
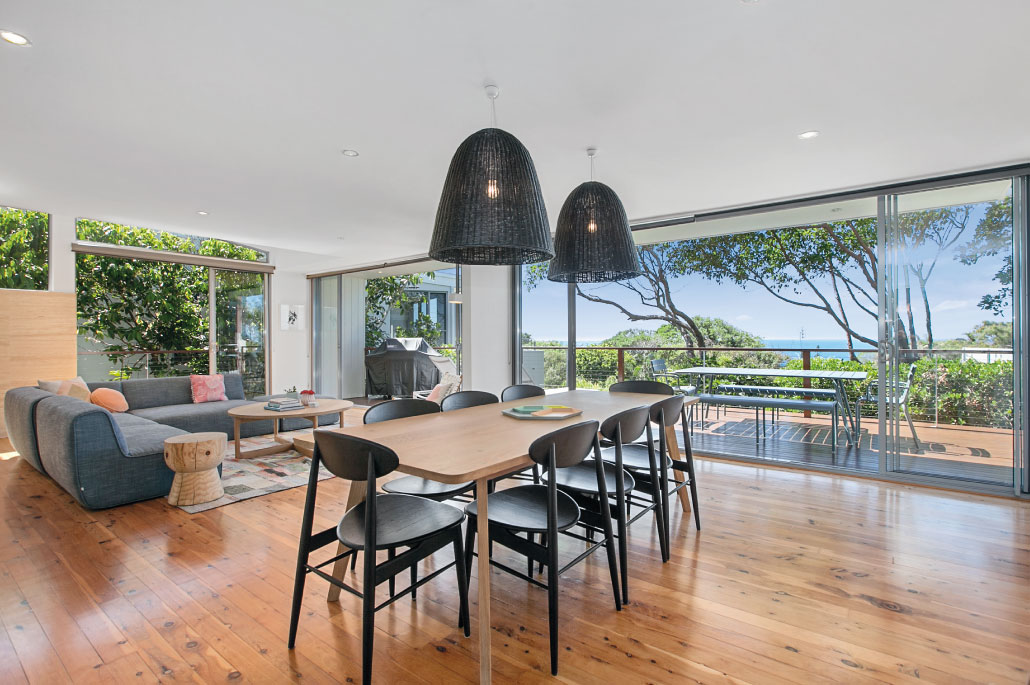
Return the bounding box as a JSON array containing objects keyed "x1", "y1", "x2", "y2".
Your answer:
[
  {"x1": 547, "y1": 150, "x2": 641, "y2": 282},
  {"x1": 429, "y1": 87, "x2": 552, "y2": 265}
]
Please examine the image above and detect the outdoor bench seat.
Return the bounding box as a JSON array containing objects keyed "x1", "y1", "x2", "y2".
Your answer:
[
  {"x1": 698, "y1": 393, "x2": 838, "y2": 449},
  {"x1": 715, "y1": 384, "x2": 837, "y2": 399}
]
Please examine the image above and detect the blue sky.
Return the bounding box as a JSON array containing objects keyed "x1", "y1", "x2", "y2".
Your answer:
[{"x1": 522, "y1": 205, "x2": 1010, "y2": 345}]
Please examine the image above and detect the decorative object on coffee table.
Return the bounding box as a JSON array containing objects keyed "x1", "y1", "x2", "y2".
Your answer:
[
  {"x1": 164, "y1": 432, "x2": 227, "y2": 506},
  {"x1": 299, "y1": 389, "x2": 315, "y2": 406},
  {"x1": 226, "y1": 398, "x2": 353, "y2": 459}
]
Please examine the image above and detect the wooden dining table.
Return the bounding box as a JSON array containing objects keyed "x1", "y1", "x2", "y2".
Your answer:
[{"x1": 292, "y1": 388, "x2": 699, "y2": 683}]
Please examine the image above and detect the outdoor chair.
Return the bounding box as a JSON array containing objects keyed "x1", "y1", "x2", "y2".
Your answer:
[
  {"x1": 855, "y1": 364, "x2": 921, "y2": 451},
  {"x1": 288, "y1": 430, "x2": 470, "y2": 685}
]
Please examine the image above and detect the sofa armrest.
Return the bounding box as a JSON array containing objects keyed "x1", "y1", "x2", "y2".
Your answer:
[{"x1": 35, "y1": 396, "x2": 179, "y2": 509}]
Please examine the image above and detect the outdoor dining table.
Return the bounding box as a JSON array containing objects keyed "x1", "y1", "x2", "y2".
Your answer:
[
  {"x1": 672, "y1": 366, "x2": 867, "y2": 443},
  {"x1": 296, "y1": 388, "x2": 699, "y2": 684}
]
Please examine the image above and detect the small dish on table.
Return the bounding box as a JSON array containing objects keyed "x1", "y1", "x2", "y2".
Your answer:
[{"x1": 501, "y1": 405, "x2": 584, "y2": 420}]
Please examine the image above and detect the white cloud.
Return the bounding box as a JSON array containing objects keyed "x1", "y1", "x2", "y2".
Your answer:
[
  {"x1": 932, "y1": 299, "x2": 973, "y2": 313},
  {"x1": 735, "y1": 314, "x2": 753, "y2": 322}
]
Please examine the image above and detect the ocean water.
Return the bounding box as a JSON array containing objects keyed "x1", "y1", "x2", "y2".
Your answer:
[{"x1": 762, "y1": 339, "x2": 876, "y2": 360}]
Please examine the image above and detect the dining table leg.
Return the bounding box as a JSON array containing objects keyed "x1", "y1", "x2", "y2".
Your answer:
[
  {"x1": 475, "y1": 476, "x2": 492, "y2": 684},
  {"x1": 326, "y1": 479, "x2": 367, "y2": 602}
]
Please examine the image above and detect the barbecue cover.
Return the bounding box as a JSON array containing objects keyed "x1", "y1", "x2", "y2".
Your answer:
[{"x1": 364, "y1": 338, "x2": 457, "y2": 397}]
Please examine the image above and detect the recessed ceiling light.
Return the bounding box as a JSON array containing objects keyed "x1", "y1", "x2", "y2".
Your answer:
[
  {"x1": 0, "y1": 30, "x2": 31, "y2": 46},
  {"x1": 341, "y1": 149, "x2": 359, "y2": 157},
  {"x1": 831, "y1": 207, "x2": 842, "y2": 213},
  {"x1": 797, "y1": 130, "x2": 820, "y2": 140},
  {"x1": 336, "y1": 236, "x2": 346, "y2": 241},
  {"x1": 196, "y1": 210, "x2": 208, "y2": 216}
]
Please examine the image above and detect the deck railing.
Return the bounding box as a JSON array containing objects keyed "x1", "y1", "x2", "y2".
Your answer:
[{"x1": 520, "y1": 344, "x2": 1013, "y2": 429}]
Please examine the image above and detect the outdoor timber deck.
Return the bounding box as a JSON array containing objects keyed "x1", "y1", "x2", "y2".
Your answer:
[{"x1": 686, "y1": 406, "x2": 1014, "y2": 485}]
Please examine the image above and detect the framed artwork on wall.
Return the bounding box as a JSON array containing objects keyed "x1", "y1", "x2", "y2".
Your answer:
[{"x1": 281, "y1": 304, "x2": 305, "y2": 331}]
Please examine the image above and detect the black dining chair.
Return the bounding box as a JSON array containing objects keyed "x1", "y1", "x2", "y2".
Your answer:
[
  {"x1": 501, "y1": 384, "x2": 546, "y2": 402},
  {"x1": 376, "y1": 399, "x2": 476, "y2": 502},
  {"x1": 288, "y1": 430, "x2": 470, "y2": 685},
  {"x1": 440, "y1": 389, "x2": 500, "y2": 411},
  {"x1": 463, "y1": 420, "x2": 621, "y2": 676},
  {"x1": 544, "y1": 405, "x2": 658, "y2": 603},
  {"x1": 601, "y1": 394, "x2": 701, "y2": 547}
]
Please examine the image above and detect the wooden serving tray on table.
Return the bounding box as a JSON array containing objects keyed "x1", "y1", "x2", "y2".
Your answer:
[{"x1": 501, "y1": 405, "x2": 584, "y2": 421}]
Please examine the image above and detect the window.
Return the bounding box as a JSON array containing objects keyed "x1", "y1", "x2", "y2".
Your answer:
[
  {"x1": 75, "y1": 220, "x2": 269, "y2": 395},
  {"x1": 76, "y1": 218, "x2": 268, "y2": 262},
  {"x1": 0, "y1": 206, "x2": 49, "y2": 290}
]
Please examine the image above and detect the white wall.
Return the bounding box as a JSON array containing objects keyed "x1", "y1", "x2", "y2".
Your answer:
[
  {"x1": 460, "y1": 265, "x2": 513, "y2": 395},
  {"x1": 267, "y1": 249, "x2": 315, "y2": 394},
  {"x1": 48, "y1": 213, "x2": 76, "y2": 293}
]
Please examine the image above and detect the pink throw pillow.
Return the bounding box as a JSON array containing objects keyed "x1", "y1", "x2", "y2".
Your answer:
[
  {"x1": 190, "y1": 374, "x2": 227, "y2": 403},
  {"x1": 426, "y1": 383, "x2": 445, "y2": 403}
]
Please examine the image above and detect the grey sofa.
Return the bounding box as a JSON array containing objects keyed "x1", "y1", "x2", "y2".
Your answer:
[{"x1": 3, "y1": 374, "x2": 338, "y2": 510}]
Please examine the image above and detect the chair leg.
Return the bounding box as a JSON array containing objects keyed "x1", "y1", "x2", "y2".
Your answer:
[
  {"x1": 388, "y1": 548, "x2": 396, "y2": 597},
  {"x1": 410, "y1": 555, "x2": 417, "y2": 601},
  {"x1": 616, "y1": 494, "x2": 630, "y2": 603},
  {"x1": 546, "y1": 530, "x2": 560, "y2": 676},
  {"x1": 905, "y1": 406, "x2": 922, "y2": 451},
  {"x1": 660, "y1": 465, "x2": 672, "y2": 563},
  {"x1": 287, "y1": 545, "x2": 308, "y2": 649},
  {"x1": 648, "y1": 461, "x2": 669, "y2": 564},
  {"x1": 452, "y1": 530, "x2": 471, "y2": 636},
  {"x1": 463, "y1": 519, "x2": 476, "y2": 586},
  {"x1": 361, "y1": 549, "x2": 376, "y2": 685},
  {"x1": 526, "y1": 533, "x2": 535, "y2": 578}
]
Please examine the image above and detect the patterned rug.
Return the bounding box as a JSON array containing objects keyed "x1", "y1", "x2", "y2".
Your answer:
[{"x1": 176, "y1": 433, "x2": 333, "y2": 514}]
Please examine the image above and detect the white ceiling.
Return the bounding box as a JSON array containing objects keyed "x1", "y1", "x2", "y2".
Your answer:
[{"x1": 2, "y1": 1, "x2": 1029, "y2": 269}]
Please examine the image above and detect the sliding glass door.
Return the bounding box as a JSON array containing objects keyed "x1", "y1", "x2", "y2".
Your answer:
[
  {"x1": 214, "y1": 269, "x2": 267, "y2": 398},
  {"x1": 881, "y1": 179, "x2": 1016, "y2": 487}
]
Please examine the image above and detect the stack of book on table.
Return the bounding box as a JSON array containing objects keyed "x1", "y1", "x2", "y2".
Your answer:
[{"x1": 265, "y1": 396, "x2": 303, "y2": 411}]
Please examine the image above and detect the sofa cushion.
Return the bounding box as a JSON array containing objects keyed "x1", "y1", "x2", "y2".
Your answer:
[
  {"x1": 90, "y1": 388, "x2": 129, "y2": 413},
  {"x1": 110, "y1": 412, "x2": 189, "y2": 458},
  {"x1": 223, "y1": 372, "x2": 246, "y2": 400},
  {"x1": 3, "y1": 386, "x2": 54, "y2": 474},
  {"x1": 190, "y1": 374, "x2": 228, "y2": 403},
  {"x1": 121, "y1": 376, "x2": 193, "y2": 410},
  {"x1": 129, "y1": 400, "x2": 274, "y2": 438}
]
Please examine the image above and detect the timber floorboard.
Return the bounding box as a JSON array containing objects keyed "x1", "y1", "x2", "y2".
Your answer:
[{"x1": 1, "y1": 437, "x2": 1029, "y2": 683}]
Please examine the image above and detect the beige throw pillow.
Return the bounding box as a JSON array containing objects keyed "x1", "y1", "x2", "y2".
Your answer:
[{"x1": 38, "y1": 376, "x2": 91, "y2": 401}]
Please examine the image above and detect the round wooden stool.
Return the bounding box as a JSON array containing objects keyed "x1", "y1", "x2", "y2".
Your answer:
[{"x1": 164, "y1": 432, "x2": 227, "y2": 506}]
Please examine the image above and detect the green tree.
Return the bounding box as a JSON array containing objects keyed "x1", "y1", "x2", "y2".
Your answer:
[
  {"x1": 75, "y1": 219, "x2": 261, "y2": 378},
  {"x1": 958, "y1": 196, "x2": 1012, "y2": 316},
  {"x1": 364, "y1": 274, "x2": 431, "y2": 348},
  {"x1": 0, "y1": 207, "x2": 49, "y2": 289}
]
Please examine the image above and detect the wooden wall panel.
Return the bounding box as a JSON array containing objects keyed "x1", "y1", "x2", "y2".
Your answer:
[{"x1": 0, "y1": 290, "x2": 78, "y2": 437}]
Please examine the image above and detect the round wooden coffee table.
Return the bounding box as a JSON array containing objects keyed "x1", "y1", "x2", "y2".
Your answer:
[
  {"x1": 226, "y1": 399, "x2": 354, "y2": 459},
  {"x1": 164, "y1": 432, "x2": 227, "y2": 506}
]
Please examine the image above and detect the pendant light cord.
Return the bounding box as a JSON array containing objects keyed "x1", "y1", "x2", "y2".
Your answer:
[
  {"x1": 490, "y1": 96, "x2": 497, "y2": 127},
  {"x1": 587, "y1": 147, "x2": 597, "y2": 181}
]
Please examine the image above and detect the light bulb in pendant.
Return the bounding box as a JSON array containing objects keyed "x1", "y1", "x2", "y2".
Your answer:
[
  {"x1": 486, "y1": 179, "x2": 499, "y2": 199},
  {"x1": 587, "y1": 220, "x2": 597, "y2": 233}
]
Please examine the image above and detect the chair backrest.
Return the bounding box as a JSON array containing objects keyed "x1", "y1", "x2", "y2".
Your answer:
[
  {"x1": 609, "y1": 380, "x2": 674, "y2": 395},
  {"x1": 363, "y1": 398, "x2": 440, "y2": 424},
  {"x1": 313, "y1": 430, "x2": 399, "y2": 481},
  {"x1": 501, "y1": 384, "x2": 546, "y2": 402},
  {"x1": 441, "y1": 390, "x2": 499, "y2": 412},
  {"x1": 528, "y1": 420, "x2": 600, "y2": 469},
  {"x1": 649, "y1": 359, "x2": 668, "y2": 376},
  {"x1": 649, "y1": 394, "x2": 685, "y2": 427},
  {"x1": 599, "y1": 406, "x2": 650, "y2": 444}
]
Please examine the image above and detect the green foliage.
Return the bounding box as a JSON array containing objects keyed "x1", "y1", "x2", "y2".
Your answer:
[
  {"x1": 958, "y1": 196, "x2": 1012, "y2": 316},
  {"x1": 396, "y1": 311, "x2": 445, "y2": 347},
  {"x1": 937, "y1": 320, "x2": 1013, "y2": 350},
  {"x1": 75, "y1": 219, "x2": 263, "y2": 380},
  {"x1": 0, "y1": 207, "x2": 49, "y2": 290},
  {"x1": 364, "y1": 274, "x2": 429, "y2": 348}
]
